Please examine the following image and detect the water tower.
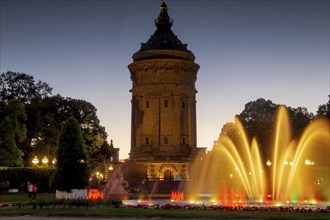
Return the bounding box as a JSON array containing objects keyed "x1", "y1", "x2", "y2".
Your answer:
[{"x1": 128, "y1": 0, "x2": 200, "y2": 181}]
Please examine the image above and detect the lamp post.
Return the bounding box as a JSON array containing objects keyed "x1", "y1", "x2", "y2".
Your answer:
[
  {"x1": 283, "y1": 161, "x2": 294, "y2": 166},
  {"x1": 32, "y1": 156, "x2": 39, "y2": 166},
  {"x1": 41, "y1": 156, "x2": 49, "y2": 166},
  {"x1": 305, "y1": 159, "x2": 314, "y2": 166},
  {"x1": 52, "y1": 158, "x2": 57, "y2": 166},
  {"x1": 107, "y1": 165, "x2": 114, "y2": 181}
]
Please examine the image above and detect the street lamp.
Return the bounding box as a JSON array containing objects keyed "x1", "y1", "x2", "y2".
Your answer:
[
  {"x1": 305, "y1": 159, "x2": 314, "y2": 166},
  {"x1": 52, "y1": 158, "x2": 57, "y2": 165},
  {"x1": 42, "y1": 156, "x2": 49, "y2": 166},
  {"x1": 32, "y1": 156, "x2": 39, "y2": 166}
]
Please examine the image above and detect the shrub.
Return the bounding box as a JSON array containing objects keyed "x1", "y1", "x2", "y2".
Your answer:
[{"x1": 0, "y1": 167, "x2": 55, "y2": 193}]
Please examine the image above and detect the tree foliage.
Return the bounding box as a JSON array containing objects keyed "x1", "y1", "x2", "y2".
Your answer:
[
  {"x1": 219, "y1": 98, "x2": 314, "y2": 160},
  {"x1": 0, "y1": 71, "x2": 52, "y2": 103},
  {"x1": 287, "y1": 106, "x2": 314, "y2": 136},
  {"x1": 316, "y1": 95, "x2": 330, "y2": 119},
  {"x1": 0, "y1": 100, "x2": 26, "y2": 166},
  {"x1": 51, "y1": 117, "x2": 90, "y2": 191},
  {"x1": 1, "y1": 71, "x2": 111, "y2": 166},
  {"x1": 217, "y1": 122, "x2": 242, "y2": 147},
  {"x1": 25, "y1": 95, "x2": 109, "y2": 164},
  {"x1": 237, "y1": 98, "x2": 277, "y2": 156}
]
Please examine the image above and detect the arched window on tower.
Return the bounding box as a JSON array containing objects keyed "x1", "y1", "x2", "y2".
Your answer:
[
  {"x1": 164, "y1": 136, "x2": 169, "y2": 144},
  {"x1": 164, "y1": 99, "x2": 168, "y2": 108},
  {"x1": 164, "y1": 169, "x2": 173, "y2": 180}
]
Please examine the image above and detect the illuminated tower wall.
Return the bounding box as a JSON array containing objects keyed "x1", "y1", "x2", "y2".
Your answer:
[{"x1": 128, "y1": 1, "x2": 200, "y2": 180}]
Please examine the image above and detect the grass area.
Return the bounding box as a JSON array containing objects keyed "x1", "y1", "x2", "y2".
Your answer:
[
  {"x1": 1, "y1": 194, "x2": 329, "y2": 219},
  {"x1": 0, "y1": 208, "x2": 329, "y2": 219}
]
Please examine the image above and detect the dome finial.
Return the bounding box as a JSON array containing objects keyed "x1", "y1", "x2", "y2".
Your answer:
[{"x1": 156, "y1": 0, "x2": 172, "y2": 27}]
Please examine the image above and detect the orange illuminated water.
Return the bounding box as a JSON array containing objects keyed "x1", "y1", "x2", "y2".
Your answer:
[
  {"x1": 184, "y1": 106, "x2": 329, "y2": 205},
  {"x1": 171, "y1": 190, "x2": 184, "y2": 202}
]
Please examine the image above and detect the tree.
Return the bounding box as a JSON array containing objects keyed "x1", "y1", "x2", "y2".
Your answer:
[
  {"x1": 0, "y1": 71, "x2": 52, "y2": 164},
  {"x1": 0, "y1": 100, "x2": 26, "y2": 166},
  {"x1": 19, "y1": 97, "x2": 57, "y2": 164},
  {"x1": 22, "y1": 95, "x2": 63, "y2": 162},
  {"x1": 232, "y1": 98, "x2": 313, "y2": 160},
  {"x1": 48, "y1": 97, "x2": 108, "y2": 163},
  {"x1": 1, "y1": 72, "x2": 110, "y2": 166},
  {"x1": 219, "y1": 122, "x2": 236, "y2": 138},
  {"x1": 0, "y1": 71, "x2": 52, "y2": 104},
  {"x1": 56, "y1": 98, "x2": 108, "y2": 163},
  {"x1": 316, "y1": 95, "x2": 330, "y2": 119},
  {"x1": 236, "y1": 98, "x2": 277, "y2": 160},
  {"x1": 287, "y1": 106, "x2": 314, "y2": 137},
  {"x1": 216, "y1": 122, "x2": 241, "y2": 147},
  {"x1": 23, "y1": 95, "x2": 109, "y2": 166},
  {"x1": 51, "y1": 117, "x2": 90, "y2": 192}
]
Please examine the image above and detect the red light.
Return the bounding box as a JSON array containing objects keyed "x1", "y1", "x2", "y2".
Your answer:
[{"x1": 87, "y1": 188, "x2": 104, "y2": 200}]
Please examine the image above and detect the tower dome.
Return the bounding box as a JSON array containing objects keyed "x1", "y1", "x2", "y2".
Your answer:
[
  {"x1": 138, "y1": 0, "x2": 191, "y2": 53},
  {"x1": 133, "y1": 0, "x2": 196, "y2": 62}
]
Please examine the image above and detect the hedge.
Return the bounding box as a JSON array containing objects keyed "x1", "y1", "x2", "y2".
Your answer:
[
  {"x1": 10, "y1": 199, "x2": 122, "y2": 209},
  {"x1": 0, "y1": 167, "x2": 55, "y2": 193}
]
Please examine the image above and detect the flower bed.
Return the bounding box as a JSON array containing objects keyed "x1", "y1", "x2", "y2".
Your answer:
[
  {"x1": 0, "y1": 199, "x2": 122, "y2": 209},
  {"x1": 120, "y1": 203, "x2": 330, "y2": 213},
  {"x1": 0, "y1": 203, "x2": 12, "y2": 208},
  {"x1": 1, "y1": 199, "x2": 329, "y2": 214}
]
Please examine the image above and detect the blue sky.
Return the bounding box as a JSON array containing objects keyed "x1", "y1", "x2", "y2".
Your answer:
[{"x1": 1, "y1": 0, "x2": 329, "y2": 159}]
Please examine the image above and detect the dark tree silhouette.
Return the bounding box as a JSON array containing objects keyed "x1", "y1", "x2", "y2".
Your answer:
[
  {"x1": 316, "y1": 95, "x2": 330, "y2": 119},
  {"x1": 51, "y1": 117, "x2": 90, "y2": 192},
  {"x1": 219, "y1": 98, "x2": 314, "y2": 160},
  {"x1": 0, "y1": 71, "x2": 52, "y2": 103},
  {"x1": 0, "y1": 100, "x2": 26, "y2": 166}
]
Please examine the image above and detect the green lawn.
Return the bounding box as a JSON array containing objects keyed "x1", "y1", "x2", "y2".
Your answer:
[
  {"x1": 0, "y1": 194, "x2": 329, "y2": 219},
  {"x1": 0, "y1": 208, "x2": 329, "y2": 219}
]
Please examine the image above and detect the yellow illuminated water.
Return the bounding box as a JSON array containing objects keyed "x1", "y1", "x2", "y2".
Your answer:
[{"x1": 184, "y1": 106, "x2": 329, "y2": 205}]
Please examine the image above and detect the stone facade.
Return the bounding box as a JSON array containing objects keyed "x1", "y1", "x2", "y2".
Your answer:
[
  {"x1": 128, "y1": 1, "x2": 200, "y2": 181},
  {"x1": 147, "y1": 162, "x2": 189, "y2": 180}
]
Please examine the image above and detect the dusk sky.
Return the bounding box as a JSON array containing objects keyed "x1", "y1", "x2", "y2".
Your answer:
[{"x1": 1, "y1": 0, "x2": 329, "y2": 159}]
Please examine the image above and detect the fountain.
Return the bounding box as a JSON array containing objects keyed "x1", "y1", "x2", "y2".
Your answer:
[
  {"x1": 171, "y1": 190, "x2": 184, "y2": 202},
  {"x1": 184, "y1": 106, "x2": 329, "y2": 206},
  {"x1": 103, "y1": 166, "x2": 130, "y2": 200}
]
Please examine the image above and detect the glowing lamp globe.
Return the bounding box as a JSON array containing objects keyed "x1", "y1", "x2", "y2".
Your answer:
[
  {"x1": 52, "y1": 158, "x2": 57, "y2": 165},
  {"x1": 32, "y1": 156, "x2": 39, "y2": 166},
  {"x1": 42, "y1": 156, "x2": 49, "y2": 166}
]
